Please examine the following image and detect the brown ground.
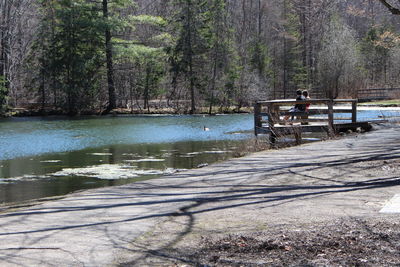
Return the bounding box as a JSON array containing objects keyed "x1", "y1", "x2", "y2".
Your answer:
[{"x1": 175, "y1": 218, "x2": 400, "y2": 266}]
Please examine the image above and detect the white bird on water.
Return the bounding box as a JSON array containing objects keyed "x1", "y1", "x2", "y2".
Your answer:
[{"x1": 203, "y1": 126, "x2": 210, "y2": 131}]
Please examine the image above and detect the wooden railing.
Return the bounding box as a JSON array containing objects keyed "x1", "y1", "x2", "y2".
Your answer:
[{"x1": 254, "y1": 99, "x2": 358, "y2": 140}]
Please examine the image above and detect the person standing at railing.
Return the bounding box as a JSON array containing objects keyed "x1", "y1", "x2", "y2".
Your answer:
[
  {"x1": 303, "y1": 90, "x2": 310, "y2": 111},
  {"x1": 301, "y1": 90, "x2": 310, "y2": 125},
  {"x1": 284, "y1": 89, "x2": 305, "y2": 121}
]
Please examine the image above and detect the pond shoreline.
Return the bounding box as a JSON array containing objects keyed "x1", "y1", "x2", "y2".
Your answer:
[
  {"x1": 4, "y1": 102, "x2": 400, "y2": 118},
  {"x1": 4, "y1": 106, "x2": 253, "y2": 118}
]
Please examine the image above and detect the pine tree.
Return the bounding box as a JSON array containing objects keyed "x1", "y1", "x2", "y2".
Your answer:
[
  {"x1": 282, "y1": 0, "x2": 307, "y2": 97},
  {"x1": 0, "y1": 75, "x2": 7, "y2": 114},
  {"x1": 98, "y1": 0, "x2": 133, "y2": 113},
  {"x1": 360, "y1": 26, "x2": 392, "y2": 87},
  {"x1": 204, "y1": 0, "x2": 240, "y2": 113},
  {"x1": 35, "y1": 0, "x2": 105, "y2": 115},
  {"x1": 113, "y1": 10, "x2": 169, "y2": 112},
  {"x1": 169, "y1": 0, "x2": 209, "y2": 114},
  {"x1": 103, "y1": 0, "x2": 116, "y2": 113}
]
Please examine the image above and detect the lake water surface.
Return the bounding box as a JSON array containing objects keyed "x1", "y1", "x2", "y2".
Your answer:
[
  {"x1": 0, "y1": 114, "x2": 254, "y2": 204},
  {"x1": 1, "y1": 109, "x2": 399, "y2": 205}
]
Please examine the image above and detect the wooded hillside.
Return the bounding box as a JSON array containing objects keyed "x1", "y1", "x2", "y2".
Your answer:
[{"x1": 1, "y1": 0, "x2": 400, "y2": 115}]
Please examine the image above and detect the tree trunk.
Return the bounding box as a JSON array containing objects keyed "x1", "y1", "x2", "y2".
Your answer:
[
  {"x1": 103, "y1": 0, "x2": 116, "y2": 113},
  {"x1": 307, "y1": 0, "x2": 314, "y2": 87},
  {"x1": 187, "y1": 0, "x2": 196, "y2": 114},
  {"x1": 257, "y1": 0, "x2": 266, "y2": 89},
  {"x1": 40, "y1": 70, "x2": 45, "y2": 111},
  {"x1": 282, "y1": 0, "x2": 288, "y2": 98},
  {"x1": 144, "y1": 64, "x2": 150, "y2": 113},
  {"x1": 0, "y1": 0, "x2": 10, "y2": 93},
  {"x1": 299, "y1": 1, "x2": 309, "y2": 86},
  {"x1": 209, "y1": 54, "x2": 218, "y2": 115}
]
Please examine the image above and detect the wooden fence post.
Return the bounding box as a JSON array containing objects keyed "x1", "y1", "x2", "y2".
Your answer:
[
  {"x1": 254, "y1": 102, "x2": 262, "y2": 136},
  {"x1": 267, "y1": 103, "x2": 277, "y2": 144},
  {"x1": 352, "y1": 100, "x2": 357, "y2": 123},
  {"x1": 294, "y1": 127, "x2": 302, "y2": 145},
  {"x1": 327, "y1": 100, "x2": 334, "y2": 136}
]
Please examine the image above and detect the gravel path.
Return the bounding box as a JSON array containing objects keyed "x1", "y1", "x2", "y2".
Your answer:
[{"x1": 1, "y1": 123, "x2": 400, "y2": 266}]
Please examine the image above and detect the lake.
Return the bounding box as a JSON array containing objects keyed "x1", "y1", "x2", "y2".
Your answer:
[
  {"x1": 1, "y1": 108, "x2": 399, "y2": 205},
  {"x1": 0, "y1": 114, "x2": 254, "y2": 204}
]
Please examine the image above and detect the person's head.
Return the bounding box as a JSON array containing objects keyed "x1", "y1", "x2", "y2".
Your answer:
[
  {"x1": 302, "y1": 90, "x2": 309, "y2": 98},
  {"x1": 296, "y1": 89, "x2": 302, "y2": 96}
]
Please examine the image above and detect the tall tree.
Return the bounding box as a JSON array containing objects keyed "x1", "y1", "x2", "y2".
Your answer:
[
  {"x1": 103, "y1": 0, "x2": 116, "y2": 113},
  {"x1": 35, "y1": 0, "x2": 105, "y2": 115},
  {"x1": 249, "y1": 0, "x2": 270, "y2": 90},
  {"x1": 360, "y1": 26, "x2": 392, "y2": 87},
  {"x1": 297, "y1": 0, "x2": 313, "y2": 87},
  {"x1": 0, "y1": 0, "x2": 11, "y2": 111},
  {"x1": 281, "y1": 0, "x2": 307, "y2": 96},
  {"x1": 1, "y1": 0, "x2": 38, "y2": 112},
  {"x1": 113, "y1": 10, "x2": 169, "y2": 112},
  {"x1": 203, "y1": 0, "x2": 240, "y2": 113},
  {"x1": 169, "y1": 0, "x2": 209, "y2": 114},
  {"x1": 30, "y1": 0, "x2": 56, "y2": 110},
  {"x1": 317, "y1": 15, "x2": 362, "y2": 98},
  {"x1": 0, "y1": 75, "x2": 7, "y2": 113}
]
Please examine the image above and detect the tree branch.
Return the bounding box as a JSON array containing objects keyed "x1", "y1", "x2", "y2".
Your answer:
[{"x1": 379, "y1": 0, "x2": 400, "y2": 15}]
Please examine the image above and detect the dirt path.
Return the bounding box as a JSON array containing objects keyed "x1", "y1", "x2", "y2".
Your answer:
[{"x1": 1, "y1": 123, "x2": 400, "y2": 266}]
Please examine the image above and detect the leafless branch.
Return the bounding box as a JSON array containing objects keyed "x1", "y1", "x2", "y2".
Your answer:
[{"x1": 378, "y1": 0, "x2": 400, "y2": 15}]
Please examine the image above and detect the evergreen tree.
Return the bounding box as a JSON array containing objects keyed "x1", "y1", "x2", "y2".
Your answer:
[
  {"x1": 249, "y1": 0, "x2": 271, "y2": 92},
  {"x1": 35, "y1": 0, "x2": 105, "y2": 115},
  {"x1": 0, "y1": 75, "x2": 7, "y2": 114},
  {"x1": 100, "y1": 0, "x2": 133, "y2": 113},
  {"x1": 116, "y1": 45, "x2": 167, "y2": 112},
  {"x1": 169, "y1": 0, "x2": 209, "y2": 114},
  {"x1": 103, "y1": 0, "x2": 116, "y2": 113},
  {"x1": 282, "y1": 0, "x2": 307, "y2": 96},
  {"x1": 360, "y1": 26, "x2": 392, "y2": 87},
  {"x1": 204, "y1": 0, "x2": 240, "y2": 113},
  {"x1": 113, "y1": 11, "x2": 169, "y2": 112},
  {"x1": 29, "y1": 0, "x2": 57, "y2": 110}
]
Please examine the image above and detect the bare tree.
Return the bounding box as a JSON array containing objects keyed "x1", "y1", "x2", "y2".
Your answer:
[
  {"x1": 1, "y1": 0, "x2": 38, "y2": 108},
  {"x1": 317, "y1": 15, "x2": 362, "y2": 98}
]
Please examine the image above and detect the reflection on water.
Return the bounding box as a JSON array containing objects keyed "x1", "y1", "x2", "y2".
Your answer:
[
  {"x1": 0, "y1": 114, "x2": 253, "y2": 204},
  {"x1": 0, "y1": 115, "x2": 253, "y2": 160},
  {"x1": 0, "y1": 140, "x2": 246, "y2": 204}
]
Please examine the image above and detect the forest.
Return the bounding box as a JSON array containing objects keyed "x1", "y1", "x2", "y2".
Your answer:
[{"x1": 1, "y1": 0, "x2": 400, "y2": 115}]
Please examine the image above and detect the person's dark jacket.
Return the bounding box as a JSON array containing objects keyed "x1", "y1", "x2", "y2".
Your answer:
[{"x1": 294, "y1": 95, "x2": 306, "y2": 111}]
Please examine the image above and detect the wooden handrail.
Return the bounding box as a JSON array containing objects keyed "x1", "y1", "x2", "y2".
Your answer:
[
  {"x1": 254, "y1": 98, "x2": 358, "y2": 137},
  {"x1": 256, "y1": 99, "x2": 357, "y2": 105},
  {"x1": 257, "y1": 99, "x2": 331, "y2": 105}
]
